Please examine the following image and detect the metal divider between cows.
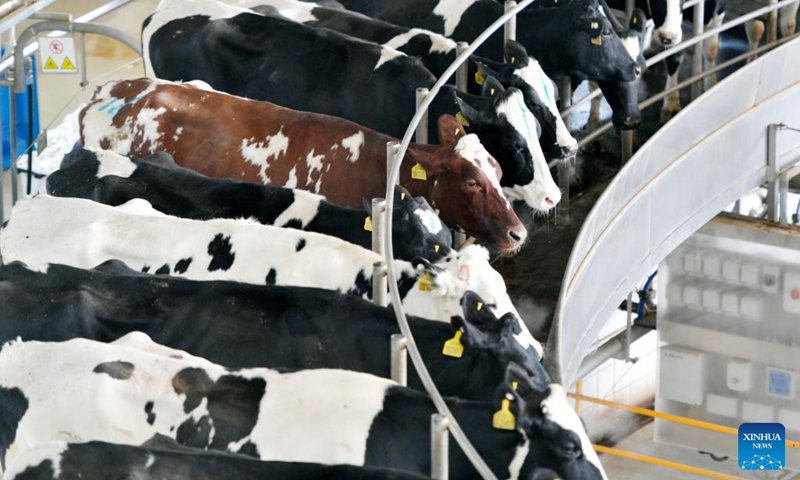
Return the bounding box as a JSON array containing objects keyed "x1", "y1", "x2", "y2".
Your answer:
[{"x1": 376, "y1": 1, "x2": 539, "y2": 479}]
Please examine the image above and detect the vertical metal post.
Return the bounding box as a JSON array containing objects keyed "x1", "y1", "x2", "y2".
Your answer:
[
  {"x1": 390, "y1": 333, "x2": 408, "y2": 385},
  {"x1": 79, "y1": 32, "x2": 88, "y2": 88},
  {"x1": 372, "y1": 261, "x2": 389, "y2": 307},
  {"x1": 387, "y1": 141, "x2": 400, "y2": 186},
  {"x1": 25, "y1": 56, "x2": 33, "y2": 196},
  {"x1": 456, "y1": 42, "x2": 469, "y2": 92},
  {"x1": 416, "y1": 88, "x2": 429, "y2": 144},
  {"x1": 371, "y1": 198, "x2": 387, "y2": 256},
  {"x1": 621, "y1": 129, "x2": 634, "y2": 164},
  {"x1": 559, "y1": 76, "x2": 572, "y2": 130},
  {"x1": 556, "y1": 159, "x2": 571, "y2": 224},
  {"x1": 780, "y1": 172, "x2": 789, "y2": 227},
  {"x1": 766, "y1": 124, "x2": 779, "y2": 222},
  {"x1": 431, "y1": 414, "x2": 450, "y2": 480},
  {"x1": 8, "y1": 74, "x2": 18, "y2": 205},
  {"x1": 691, "y1": 0, "x2": 705, "y2": 100},
  {"x1": 504, "y1": 0, "x2": 517, "y2": 43},
  {"x1": 625, "y1": 0, "x2": 635, "y2": 20},
  {"x1": 767, "y1": 0, "x2": 778, "y2": 43}
]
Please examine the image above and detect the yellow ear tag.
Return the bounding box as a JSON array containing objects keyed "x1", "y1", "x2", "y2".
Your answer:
[
  {"x1": 418, "y1": 271, "x2": 435, "y2": 292},
  {"x1": 633, "y1": 16, "x2": 637, "y2": 24},
  {"x1": 493, "y1": 398, "x2": 516, "y2": 430},
  {"x1": 477, "y1": 301, "x2": 483, "y2": 311},
  {"x1": 411, "y1": 163, "x2": 427, "y2": 181},
  {"x1": 434, "y1": 244, "x2": 440, "y2": 252},
  {"x1": 442, "y1": 329, "x2": 465, "y2": 358},
  {"x1": 490, "y1": 88, "x2": 496, "y2": 96},
  {"x1": 364, "y1": 216, "x2": 373, "y2": 232},
  {"x1": 456, "y1": 112, "x2": 470, "y2": 127},
  {"x1": 475, "y1": 69, "x2": 485, "y2": 85},
  {"x1": 400, "y1": 192, "x2": 406, "y2": 200},
  {"x1": 510, "y1": 56, "x2": 516, "y2": 64},
  {"x1": 591, "y1": 36, "x2": 602, "y2": 46},
  {"x1": 591, "y1": 21, "x2": 598, "y2": 29},
  {"x1": 512, "y1": 381, "x2": 519, "y2": 390},
  {"x1": 455, "y1": 128, "x2": 460, "y2": 135}
]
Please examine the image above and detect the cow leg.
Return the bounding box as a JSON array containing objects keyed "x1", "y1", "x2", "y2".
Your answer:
[
  {"x1": 745, "y1": 19, "x2": 765, "y2": 63},
  {"x1": 661, "y1": 53, "x2": 683, "y2": 122},
  {"x1": 588, "y1": 82, "x2": 602, "y2": 130},
  {"x1": 780, "y1": 2, "x2": 799, "y2": 37},
  {"x1": 703, "y1": 12, "x2": 725, "y2": 89}
]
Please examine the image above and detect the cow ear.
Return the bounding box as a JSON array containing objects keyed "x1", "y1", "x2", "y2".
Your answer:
[
  {"x1": 411, "y1": 256, "x2": 452, "y2": 295},
  {"x1": 454, "y1": 96, "x2": 483, "y2": 131},
  {"x1": 453, "y1": 291, "x2": 499, "y2": 350},
  {"x1": 503, "y1": 40, "x2": 529, "y2": 67},
  {"x1": 473, "y1": 59, "x2": 499, "y2": 87},
  {"x1": 437, "y1": 114, "x2": 468, "y2": 145},
  {"x1": 394, "y1": 184, "x2": 412, "y2": 203},
  {"x1": 493, "y1": 367, "x2": 529, "y2": 431},
  {"x1": 630, "y1": 7, "x2": 646, "y2": 33},
  {"x1": 481, "y1": 75, "x2": 506, "y2": 98}
]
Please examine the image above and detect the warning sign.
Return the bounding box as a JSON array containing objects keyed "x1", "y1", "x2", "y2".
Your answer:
[{"x1": 38, "y1": 37, "x2": 77, "y2": 73}]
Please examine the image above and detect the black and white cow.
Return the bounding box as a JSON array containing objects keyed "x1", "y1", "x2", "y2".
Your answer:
[
  {"x1": 46, "y1": 148, "x2": 453, "y2": 262},
  {"x1": 244, "y1": 0, "x2": 578, "y2": 160},
  {"x1": 0, "y1": 196, "x2": 541, "y2": 355},
  {"x1": 0, "y1": 334, "x2": 607, "y2": 479},
  {"x1": 0, "y1": 260, "x2": 546, "y2": 400},
  {"x1": 143, "y1": 0, "x2": 562, "y2": 212},
  {"x1": 307, "y1": 0, "x2": 641, "y2": 84},
  {"x1": 2, "y1": 439, "x2": 435, "y2": 480}
]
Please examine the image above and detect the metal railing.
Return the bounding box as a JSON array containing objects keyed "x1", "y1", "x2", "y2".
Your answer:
[{"x1": 547, "y1": 36, "x2": 800, "y2": 388}]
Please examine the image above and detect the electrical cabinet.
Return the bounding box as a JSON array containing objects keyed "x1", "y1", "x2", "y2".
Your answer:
[{"x1": 655, "y1": 214, "x2": 800, "y2": 470}]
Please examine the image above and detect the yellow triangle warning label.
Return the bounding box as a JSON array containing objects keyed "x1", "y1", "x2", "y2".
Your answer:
[
  {"x1": 43, "y1": 57, "x2": 58, "y2": 70},
  {"x1": 60, "y1": 56, "x2": 75, "y2": 70}
]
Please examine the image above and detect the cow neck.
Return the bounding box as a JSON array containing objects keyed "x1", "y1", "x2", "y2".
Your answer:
[{"x1": 443, "y1": 399, "x2": 529, "y2": 480}]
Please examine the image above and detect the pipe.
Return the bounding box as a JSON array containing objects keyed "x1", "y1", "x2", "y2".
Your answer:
[
  {"x1": 575, "y1": 324, "x2": 650, "y2": 380},
  {"x1": 504, "y1": 1, "x2": 517, "y2": 43},
  {"x1": 386, "y1": 141, "x2": 400, "y2": 186},
  {"x1": 372, "y1": 261, "x2": 389, "y2": 307},
  {"x1": 391, "y1": 333, "x2": 409, "y2": 385},
  {"x1": 416, "y1": 87, "x2": 429, "y2": 144},
  {"x1": 691, "y1": 0, "x2": 705, "y2": 100},
  {"x1": 13, "y1": 21, "x2": 141, "y2": 93},
  {"x1": 621, "y1": 129, "x2": 633, "y2": 163},
  {"x1": 456, "y1": 42, "x2": 469, "y2": 91},
  {"x1": 371, "y1": 198, "x2": 387, "y2": 257},
  {"x1": 556, "y1": 159, "x2": 571, "y2": 224},
  {"x1": 26, "y1": 56, "x2": 33, "y2": 196},
  {"x1": 593, "y1": 445, "x2": 742, "y2": 479},
  {"x1": 8, "y1": 78, "x2": 18, "y2": 204},
  {"x1": 431, "y1": 414, "x2": 450, "y2": 480},
  {"x1": 637, "y1": 269, "x2": 658, "y2": 320}
]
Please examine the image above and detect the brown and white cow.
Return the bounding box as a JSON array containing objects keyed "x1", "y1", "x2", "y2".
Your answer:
[{"x1": 80, "y1": 78, "x2": 526, "y2": 255}]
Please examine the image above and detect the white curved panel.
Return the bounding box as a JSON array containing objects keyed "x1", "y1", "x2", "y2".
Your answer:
[{"x1": 548, "y1": 38, "x2": 800, "y2": 387}]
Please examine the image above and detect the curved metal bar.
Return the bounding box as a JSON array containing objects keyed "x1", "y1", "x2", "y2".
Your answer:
[
  {"x1": 381, "y1": 1, "x2": 539, "y2": 479},
  {"x1": 13, "y1": 20, "x2": 141, "y2": 93}
]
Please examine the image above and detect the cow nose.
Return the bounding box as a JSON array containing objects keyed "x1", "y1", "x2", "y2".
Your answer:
[
  {"x1": 622, "y1": 115, "x2": 641, "y2": 130},
  {"x1": 633, "y1": 64, "x2": 642, "y2": 77},
  {"x1": 559, "y1": 144, "x2": 579, "y2": 158},
  {"x1": 660, "y1": 33, "x2": 678, "y2": 45},
  {"x1": 509, "y1": 228, "x2": 527, "y2": 243},
  {"x1": 543, "y1": 196, "x2": 558, "y2": 209}
]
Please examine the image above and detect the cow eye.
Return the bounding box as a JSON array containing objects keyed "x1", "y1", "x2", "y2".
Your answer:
[
  {"x1": 561, "y1": 441, "x2": 581, "y2": 458},
  {"x1": 466, "y1": 179, "x2": 478, "y2": 188}
]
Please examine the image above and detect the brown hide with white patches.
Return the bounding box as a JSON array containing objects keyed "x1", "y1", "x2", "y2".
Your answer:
[{"x1": 80, "y1": 79, "x2": 525, "y2": 254}]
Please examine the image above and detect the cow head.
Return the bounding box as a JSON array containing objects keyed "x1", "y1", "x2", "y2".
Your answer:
[
  {"x1": 363, "y1": 185, "x2": 454, "y2": 263},
  {"x1": 457, "y1": 83, "x2": 561, "y2": 215},
  {"x1": 649, "y1": 0, "x2": 685, "y2": 46},
  {"x1": 497, "y1": 364, "x2": 608, "y2": 480},
  {"x1": 452, "y1": 290, "x2": 549, "y2": 392},
  {"x1": 408, "y1": 115, "x2": 527, "y2": 256},
  {"x1": 555, "y1": 0, "x2": 642, "y2": 82},
  {"x1": 473, "y1": 41, "x2": 578, "y2": 160},
  {"x1": 594, "y1": 8, "x2": 648, "y2": 130}
]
